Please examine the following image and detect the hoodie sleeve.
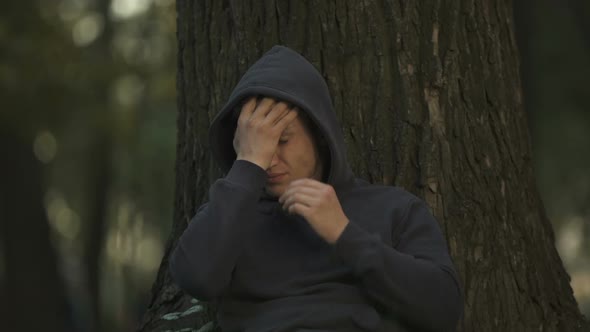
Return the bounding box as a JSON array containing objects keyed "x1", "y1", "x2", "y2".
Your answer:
[
  {"x1": 333, "y1": 197, "x2": 463, "y2": 332},
  {"x1": 169, "y1": 160, "x2": 267, "y2": 300}
]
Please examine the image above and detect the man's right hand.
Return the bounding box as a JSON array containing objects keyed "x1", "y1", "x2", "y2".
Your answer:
[{"x1": 233, "y1": 96, "x2": 298, "y2": 170}]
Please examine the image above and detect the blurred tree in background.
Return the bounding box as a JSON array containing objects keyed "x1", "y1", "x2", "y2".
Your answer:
[
  {"x1": 1, "y1": 0, "x2": 176, "y2": 331},
  {"x1": 0, "y1": 0, "x2": 588, "y2": 331},
  {"x1": 515, "y1": 0, "x2": 590, "y2": 316}
]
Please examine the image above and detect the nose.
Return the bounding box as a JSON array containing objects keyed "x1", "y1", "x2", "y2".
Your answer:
[{"x1": 268, "y1": 150, "x2": 279, "y2": 169}]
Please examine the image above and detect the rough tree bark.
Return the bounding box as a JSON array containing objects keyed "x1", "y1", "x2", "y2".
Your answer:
[{"x1": 139, "y1": 1, "x2": 589, "y2": 331}]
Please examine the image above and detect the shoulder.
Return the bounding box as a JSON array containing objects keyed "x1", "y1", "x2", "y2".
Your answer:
[
  {"x1": 337, "y1": 179, "x2": 425, "y2": 222},
  {"x1": 345, "y1": 178, "x2": 420, "y2": 205}
]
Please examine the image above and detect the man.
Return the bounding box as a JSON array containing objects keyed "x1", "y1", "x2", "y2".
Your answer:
[{"x1": 170, "y1": 45, "x2": 463, "y2": 331}]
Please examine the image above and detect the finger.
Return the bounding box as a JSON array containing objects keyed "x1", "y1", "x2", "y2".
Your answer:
[
  {"x1": 279, "y1": 186, "x2": 319, "y2": 204},
  {"x1": 251, "y1": 97, "x2": 276, "y2": 119},
  {"x1": 237, "y1": 97, "x2": 257, "y2": 124},
  {"x1": 281, "y1": 188, "x2": 317, "y2": 206},
  {"x1": 288, "y1": 178, "x2": 325, "y2": 190},
  {"x1": 273, "y1": 104, "x2": 296, "y2": 125},
  {"x1": 263, "y1": 102, "x2": 290, "y2": 126},
  {"x1": 274, "y1": 107, "x2": 299, "y2": 131},
  {"x1": 286, "y1": 202, "x2": 311, "y2": 217},
  {"x1": 282, "y1": 192, "x2": 316, "y2": 212}
]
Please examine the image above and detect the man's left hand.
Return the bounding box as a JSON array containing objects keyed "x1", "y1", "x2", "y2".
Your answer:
[{"x1": 279, "y1": 179, "x2": 349, "y2": 244}]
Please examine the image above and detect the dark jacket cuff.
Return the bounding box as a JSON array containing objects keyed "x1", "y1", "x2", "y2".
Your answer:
[
  {"x1": 333, "y1": 220, "x2": 382, "y2": 273},
  {"x1": 224, "y1": 159, "x2": 267, "y2": 193}
]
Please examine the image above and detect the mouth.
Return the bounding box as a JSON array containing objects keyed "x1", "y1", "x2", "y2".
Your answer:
[{"x1": 266, "y1": 173, "x2": 287, "y2": 183}]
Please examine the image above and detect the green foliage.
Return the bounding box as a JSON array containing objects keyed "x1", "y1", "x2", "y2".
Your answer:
[
  {"x1": 160, "y1": 304, "x2": 204, "y2": 321},
  {"x1": 160, "y1": 299, "x2": 213, "y2": 332}
]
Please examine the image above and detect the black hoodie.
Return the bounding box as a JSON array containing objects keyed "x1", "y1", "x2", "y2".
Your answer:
[{"x1": 170, "y1": 46, "x2": 463, "y2": 331}]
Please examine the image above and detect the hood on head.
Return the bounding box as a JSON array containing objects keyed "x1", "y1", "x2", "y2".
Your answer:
[{"x1": 209, "y1": 45, "x2": 355, "y2": 191}]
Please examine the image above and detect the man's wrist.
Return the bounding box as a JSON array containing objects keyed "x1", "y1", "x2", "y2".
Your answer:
[
  {"x1": 236, "y1": 155, "x2": 268, "y2": 170},
  {"x1": 225, "y1": 159, "x2": 268, "y2": 192}
]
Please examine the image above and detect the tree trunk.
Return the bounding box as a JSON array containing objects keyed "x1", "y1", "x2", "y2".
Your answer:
[
  {"x1": 0, "y1": 130, "x2": 70, "y2": 332},
  {"x1": 140, "y1": 0, "x2": 590, "y2": 331},
  {"x1": 84, "y1": 2, "x2": 114, "y2": 330}
]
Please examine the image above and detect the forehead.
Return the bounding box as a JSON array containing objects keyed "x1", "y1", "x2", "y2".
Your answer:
[{"x1": 283, "y1": 115, "x2": 307, "y2": 133}]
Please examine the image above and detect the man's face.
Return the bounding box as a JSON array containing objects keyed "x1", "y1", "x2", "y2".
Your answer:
[{"x1": 265, "y1": 114, "x2": 323, "y2": 197}]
